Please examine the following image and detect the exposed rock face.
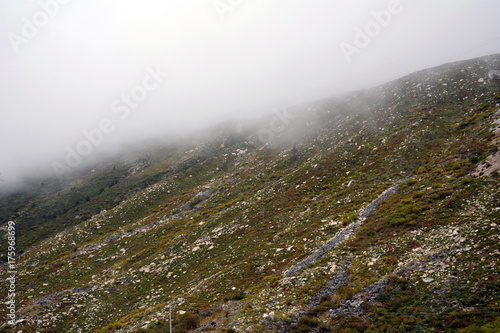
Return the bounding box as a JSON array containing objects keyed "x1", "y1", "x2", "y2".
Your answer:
[
  {"x1": 474, "y1": 151, "x2": 500, "y2": 176},
  {"x1": 473, "y1": 108, "x2": 500, "y2": 176},
  {"x1": 329, "y1": 278, "x2": 390, "y2": 318},
  {"x1": 488, "y1": 70, "x2": 500, "y2": 80},
  {"x1": 74, "y1": 223, "x2": 155, "y2": 257},
  {"x1": 307, "y1": 259, "x2": 352, "y2": 309},
  {"x1": 180, "y1": 189, "x2": 214, "y2": 211},
  {"x1": 32, "y1": 287, "x2": 95, "y2": 307},
  {"x1": 283, "y1": 179, "x2": 407, "y2": 277},
  {"x1": 196, "y1": 321, "x2": 218, "y2": 331}
]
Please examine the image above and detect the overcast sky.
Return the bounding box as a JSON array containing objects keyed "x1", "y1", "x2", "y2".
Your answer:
[{"x1": 1, "y1": 0, "x2": 500, "y2": 188}]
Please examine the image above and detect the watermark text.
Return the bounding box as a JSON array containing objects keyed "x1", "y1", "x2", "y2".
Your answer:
[
  {"x1": 258, "y1": 107, "x2": 296, "y2": 144},
  {"x1": 8, "y1": 0, "x2": 72, "y2": 53},
  {"x1": 339, "y1": 0, "x2": 404, "y2": 64},
  {"x1": 51, "y1": 65, "x2": 168, "y2": 179},
  {"x1": 5, "y1": 221, "x2": 17, "y2": 326},
  {"x1": 213, "y1": 0, "x2": 243, "y2": 21}
]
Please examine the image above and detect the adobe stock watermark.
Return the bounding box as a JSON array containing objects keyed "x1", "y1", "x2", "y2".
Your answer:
[
  {"x1": 5, "y1": 221, "x2": 17, "y2": 326},
  {"x1": 258, "y1": 107, "x2": 296, "y2": 144},
  {"x1": 213, "y1": 0, "x2": 244, "y2": 21},
  {"x1": 8, "y1": 0, "x2": 72, "y2": 54},
  {"x1": 339, "y1": 0, "x2": 405, "y2": 64},
  {"x1": 51, "y1": 65, "x2": 168, "y2": 180}
]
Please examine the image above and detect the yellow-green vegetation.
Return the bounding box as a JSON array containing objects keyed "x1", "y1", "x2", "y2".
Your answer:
[{"x1": 1, "y1": 55, "x2": 499, "y2": 332}]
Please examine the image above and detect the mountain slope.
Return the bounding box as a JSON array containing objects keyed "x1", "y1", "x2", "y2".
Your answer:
[{"x1": 1, "y1": 54, "x2": 500, "y2": 332}]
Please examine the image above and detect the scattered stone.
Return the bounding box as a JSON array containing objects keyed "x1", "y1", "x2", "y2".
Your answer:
[
  {"x1": 329, "y1": 277, "x2": 389, "y2": 318},
  {"x1": 283, "y1": 178, "x2": 408, "y2": 276},
  {"x1": 308, "y1": 259, "x2": 351, "y2": 309}
]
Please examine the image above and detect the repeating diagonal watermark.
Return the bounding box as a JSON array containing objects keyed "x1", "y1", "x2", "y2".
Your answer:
[
  {"x1": 258, "y1": 107, "x2": 296, "y2": 144},
  {"x1": 8, "y1": 0, "x2": 72, "y2": 54},
  {"x1": 339, "y1": 0, "x2": 405, "y2": 64},
  {"x1": 51, "y1": 65, "x2": 169, "y2": 180},
  {"x1": 213, "y1": 0, "x2": 244, "y2": 21},
  {"x1": 5, "y1": 221, "x2": 17, "y2": 326}
]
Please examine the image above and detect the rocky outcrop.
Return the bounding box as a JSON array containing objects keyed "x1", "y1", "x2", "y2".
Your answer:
[
  {"x1": 180, "y1": 189, "x2": 214, "y2": 211},
  {"x1": 488, "y1": 70, "x2": 500, "y2": 80},
  {"x1": 32, "y1": 287, "x2": 95, "y2": 307},
  {"x1": 328, "y1": 278, "x2": 389, "y2": 318},
  {"x1": 74, "y1": 223, "x2": 155, "y2": 257},
  {"x1": 283, "y1": 179, "x2": 408, "y2": 277},
  {"x1": 307, "y1": 259, "x2": 351, "y2": 309}
]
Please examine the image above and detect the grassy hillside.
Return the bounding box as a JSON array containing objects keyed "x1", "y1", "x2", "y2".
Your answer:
[{"x1": 1, "y1": 54, "x2": 500, "y2": 332}]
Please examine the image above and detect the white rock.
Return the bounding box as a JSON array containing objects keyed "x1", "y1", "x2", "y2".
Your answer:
[{"x1": 140, "y1": 266, "x2": 151, "y2": 273}]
